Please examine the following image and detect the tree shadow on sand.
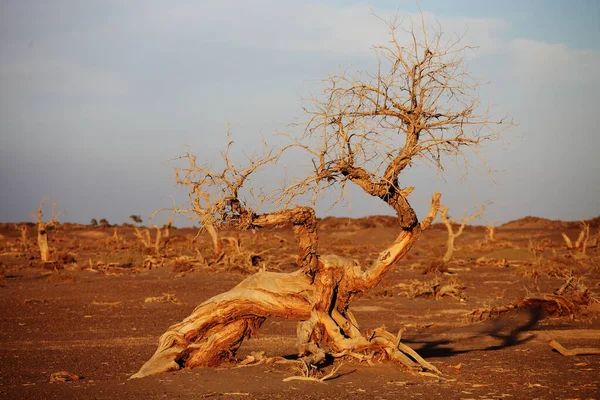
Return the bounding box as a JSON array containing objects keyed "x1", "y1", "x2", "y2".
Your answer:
[{"x1": 406, "y1": 307, "x2": 543, "y2": 358}]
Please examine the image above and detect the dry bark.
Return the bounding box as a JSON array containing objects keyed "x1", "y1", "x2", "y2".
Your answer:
[
  {"x1": 467, "y1": 277, "x2": 597, "y2": 322},
  {"x1": 132, "y1": 195, "x2": 440, "y2": 379}
]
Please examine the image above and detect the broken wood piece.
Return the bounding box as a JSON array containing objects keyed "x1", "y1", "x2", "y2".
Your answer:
[
  {"x1": 548, "y1": 339, "x2": 600, "y2": 356},
  {"x1": 144, "y1": 293, "x2": 179, "y2": 304},
  {"x1": 49, "y1": 371, "x2": 80, "y2": 383},
  {"x1": 282, "y1": 363, "x2": 344, "y2": 383}
]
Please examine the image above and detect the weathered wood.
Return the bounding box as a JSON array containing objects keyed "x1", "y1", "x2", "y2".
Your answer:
[
  {"x1": 548, "y1": 340, "x2": 600, "y2": 356},
  {"x1": 131, "y1": 270, "x2": 313, "y2": 378},
  {"x1": 37, "y1": 228, "x2": 50, "y2": 263},
  {"x1": 134, "y1": 9, "x2": 506, "y2": 380},
  {"x1": 132, "y1": 196, "x2": 441, "y2": 379}
]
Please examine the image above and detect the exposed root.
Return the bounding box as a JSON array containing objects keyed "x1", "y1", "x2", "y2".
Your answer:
[{"x1": 201, "y1": 235, "x2": 288, "y2": 274}]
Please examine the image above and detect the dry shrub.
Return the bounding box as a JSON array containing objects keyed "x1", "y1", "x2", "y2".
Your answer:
[
  {"x1": 396, "y1": 276, "x2": 466, "y2": 301},
  {"x1": 91, "y1": 260, "x2": 139, "y2": 275},
  {"x1": 422, "y1": 259, "x2": 448, "y2": 275},
  {"x1": 546, "y1": 252, "x2": 574, "y2": 267},
  {"x1": 368, "y1": 283, "x2": 395, "y2": 298},
  {"x1": 513, "y1": 259, "x2": 572, "y2": 280},
  {"x1": 468, "y1": 276, "x2": 598, "y2": 322},
  {"x1": 475, "y1": 256, "x2": 509, "y2": 268},
  {"x1": 47, "y1": 270, "x2": 78, "y2": 283},
  {"x1": 212, "y1": 236, "x2": 275, "y2": 274},
  {"x1": 584, "y1": 256, "x2": 600, "y2": 272},
  {"x1": 171, "y1": 257, "x2": 198, "y2": 273},
  {"x1": 57, "y1": 251, "x2": 77, "y2": 264},
  {"x1": 144, "y1": 293, "x2": 179, "y2": 304}
]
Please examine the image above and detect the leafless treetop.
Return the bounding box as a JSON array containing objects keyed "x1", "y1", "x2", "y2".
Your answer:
[{"x1": 170, "y1": 14, "x2": 508, "y2": 249}]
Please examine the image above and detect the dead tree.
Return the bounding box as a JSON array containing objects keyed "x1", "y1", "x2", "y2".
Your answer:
[
  {"x1": 439, "y1": 204, "x2": 486, "y2": 262},
  {"x1": 17, "y1": 224, "x2": 29, "y2": 252},
  {"x1": 483, "y1": 219, "x2": 499, "y2": 243},
  {"x1": 112, "y1": 227, "x2": 122, "y2": 246},
  {"x1": 33, "y1": 199, "x2": 62, "y2": 263},
  {"x1": 561, "y1": 221, "x2": 591, "y2": 254},
  {"x1": 133, "y1": 216, "x2": 172, "y2": 257},
  {"x1": 132, "y1": 15, "x2": 507, "y2": 379}
]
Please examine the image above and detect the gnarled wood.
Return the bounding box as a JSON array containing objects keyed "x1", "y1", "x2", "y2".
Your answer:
[
  {"x1": 132, "y1": 194, "x2": 441, "y2": 379},
  {"x1": 131, "y1": 270, "x2": 313, "y2": 378},
  {"x1": 134, "y1": 11, "x2": 507, "y2": 381}
]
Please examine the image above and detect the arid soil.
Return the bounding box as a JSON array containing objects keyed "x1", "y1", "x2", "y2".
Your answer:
[{"x1": 0, "y1": 217, "x2": 599, "y2": 399}]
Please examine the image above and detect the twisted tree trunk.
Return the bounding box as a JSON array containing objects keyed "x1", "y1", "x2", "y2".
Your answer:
[{"x1": 131, "y1": 194, "x2": 440, "y2": 379}]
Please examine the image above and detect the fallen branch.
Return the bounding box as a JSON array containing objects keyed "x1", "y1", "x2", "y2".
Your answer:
[
  {"x1": 144, "y1": 293, "x2": 179, "y2": 304},
  {"x1": 49, "y1": 371, "x2": 80, "y2": 383},
  {"x1": 467, "y1": 277, "x2": 598, "y2": 322},
  {"x1": 548, "y1": 339, "x2": 600, "y2": 356}
]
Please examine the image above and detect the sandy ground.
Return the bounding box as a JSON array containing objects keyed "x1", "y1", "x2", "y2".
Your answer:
[{"x1": 0, "y1": 218, "x2": 599, "y2": 399}]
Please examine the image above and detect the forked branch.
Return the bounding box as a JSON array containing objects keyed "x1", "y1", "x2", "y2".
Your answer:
[{"x1": 439, "y1": 203, "x2": 486, "y2": 262}]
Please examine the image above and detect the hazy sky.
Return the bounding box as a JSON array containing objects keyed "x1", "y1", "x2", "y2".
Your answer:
[{"x1": 1, "y1": 0, "x2": 599, "y2": 226}]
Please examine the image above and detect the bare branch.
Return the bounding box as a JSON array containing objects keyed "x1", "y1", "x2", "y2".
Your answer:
[
  {"x1": 135, "y1": 11, "x2": 510, "y2": 380},
  {"x1": 292, "y1": 15, "x2": 510, "y2": 225}
]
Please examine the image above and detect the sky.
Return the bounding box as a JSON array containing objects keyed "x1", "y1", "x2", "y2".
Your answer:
[{"x1": 0, "y1": 0, "x2": 599, "y2": 226}]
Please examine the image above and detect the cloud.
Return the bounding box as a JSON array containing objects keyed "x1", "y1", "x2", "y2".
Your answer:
[
  {"x1": 508, "y1": 39, "x2": 600, "y2": 85},
  {"x1": 0, "y1": 1, "x2": 599, "y2": 224},
  {"x1": 0, "y1": 58, "x2": 130, "y2": 100},
  {"x1": 88, "y1": 0, "x2": 507, "y2": 56}
]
